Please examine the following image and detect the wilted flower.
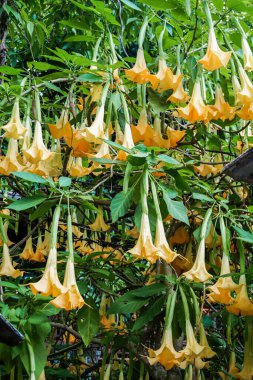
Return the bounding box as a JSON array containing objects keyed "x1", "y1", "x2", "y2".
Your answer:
[
  {"x1": 129, "y1": 213, "x2": 159, "y2": 263},
  {"x1": 2, "y1": 101, "x2": 27, "y2": 139},
  {"x1": 198, "y1": 28, "x2": 231, "y2": 71},
  {"x1": 24, "y1": 120, "x2": 54, "y2": 164},
  {"x1": 183, "y1": 238, "x2": 212, "y2": 283},
  {"x1": 0, "y1": 243, "x2": 23, "y2": 278}
]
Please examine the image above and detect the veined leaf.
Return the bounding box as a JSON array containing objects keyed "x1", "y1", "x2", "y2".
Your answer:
[
  {"x1": 110, "y1": 188, "x2": 135, "y2": 222},
  {"x1": 7, "y1": 196, "x2": 46, "y2": 211},
  {"x1": 77, "y1": 300, "x2": 99, "y2": 346},
  {"x1": 120, "y1": 0, "x2": 142, "y2": 11},
  {"x1": 132, "y1": 295, "x2": 165, "y2": 331},
  {"x1": 11, "y1": 172, "x2": 49, "y2": 184},
  {"x1": 163, "y1": 191, "x2": 189, "y2": 225}
]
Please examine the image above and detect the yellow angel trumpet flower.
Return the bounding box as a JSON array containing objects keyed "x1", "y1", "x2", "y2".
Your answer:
[
  {"x1": 29, "y1": 206, "x2": 66, "y2": 297},
  {"x1": 226, "y1": 274, "x2": 253, "y2": 316},
  {"x1": 198, "y1": 27, "x2": 231, "y2": 71},
  {"x1": 129, "y1": 213, "x2": 159, "y2": 263},
  {"x1": 219, "y1": 351, "x2": 239, "y2": 379},
  {"x1": 210, "y1": 85, "x2": 235, "y2": 121},
  {"x1": 182, "y1": 238, "x2": 212, "y2": 282},
  {"x1": 24, "y1": 120, "x2": 54, "y2": 164},
  {"x1": 207, "y1": 252, "x2": 239, "y2": 304},
  {"x1": 2, "y1": 100, "x2": 27, "y2": 139},
  {"x1": 0, "y1": 243, "x2": 23, "y2": 278},
  {"x1": 81, "y1": 105, "x2": 106, "y2": 144},
  {"x1": 51, "y1": 212, "x2": 85, "y2": 311},
  {"x1": 154, "y1": 218, "x2": 178, "y2": 264},
  {"x1": 34, "y1": 232, "x2": 47, "y2": 262},
  {"x1": 237, "y1": 66, "x2": 253, "y2": 104},
  {"x1": 50, "y1": 256, "x2": 85, "y2": 310},
  {"x1": 173, "y1": 80, "x2": 212, "y2": 124},
  {"x1": 153, "y1": 59, "x2": 182, "y2": 92},
  {"x1": 242, "y1": 37, "x2": 253, "y2": 71},
  {"x1": 89, "y1": 206, "x2": 110, "y2": 232},
  {"x1": 236, "y1": 318, "x2": 253, "y2": 380},
  {"x1": 168, "y1": 67, "x2": 189, "y2": 103},
  {"x1": 19, "y1": 236, "x2": 35, "y2": 260},
  {"x1": 148, "y1": 292, "x2": 184, "y2": 370},
  {"x1": 48, "y1": 108, "x2": 73, "y2": 142},
  {"x1": 0, "y1": 138, "x2": 25, "y2": 175},
  {"x1": 67, "y1": 155, "x2": 90, "y2": 177},
  {"x1": 117, "y1": 122, "x2": 135, "y2": 161},
  {"x1": 183, "y1": 208, "x2": 212, "y2": 283},
  {"x1": 22, "y1": 114, "x2": 32, "y2": 153},
  {"x1": 125, "y1": 48, "x2": 157, "y2": 86}
]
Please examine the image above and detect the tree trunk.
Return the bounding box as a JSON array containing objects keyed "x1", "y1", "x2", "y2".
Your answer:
[{"x1": 0, "y1": 0, "x2": 8, "y2": 68}]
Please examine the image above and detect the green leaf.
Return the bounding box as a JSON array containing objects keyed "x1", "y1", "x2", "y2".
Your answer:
[
  {"x1": 157, "y1": 154, "x2": 181, "y2": 166},
  {"x1": 137, "y1": 0, "x2": 183, "y2": 11},
  {"x1": 44, "y1": 81, "x2": 67, "y2": 95},
  {"x1": 103, "y1": 139, "x2": 131, "y2": 153},
  {"x1": 110, "y1": 188, "x2": 134, "y2": 223},
  {"x1": 28, "y1": 61, "x2": 62, "y2": 71},
  {"x1": 108, "y1": 297, "x2": 148, "y2": 314},
  {"x1": 7, "y1": 196, "x2": 46, "y2": 211},
  {"x1": 77, "y1": 300, "x2": 100, "y2": 346},
  {"x1": 163, "y1": 191, "x2": 189, "y2": 225},
  {"x1": 120, "y1": 0, "x2": 142, "y2": 11},
  {"x1": 0, "y1": 66, "x2": 23, "y2": 75},
  {"x1": 64, "y1": 35, "x2": 95, "y2": 42},
  {"x1": 192, "y1": 193, "x2": 213, "y2": 202},
  {"x1": 76, "y1": 73, "x2": 103, "y2": 82},
  {"x1": 30, "y1": 199, "x2": 57, "y2": 222},
  {"x1": 11, "y1": 172, "x2": 49, "y2": 184},
  {"x1": 58, "y1": 176, "x2": 72, "y2": 187},
  {"x1": 127, "y1": 152, "x2": 149, "y2": 166},
  {"x1": 132, "y1": 295, "x2": 165, "y2": 331},
  {"x1": 233, "y1": 225, "x2": 253, "y2": 244}
]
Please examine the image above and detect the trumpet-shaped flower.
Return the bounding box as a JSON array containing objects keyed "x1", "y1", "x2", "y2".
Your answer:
[
  {"x1": 0, "y1": 243, "x2": 23, "y2": 278},
  {"x1": 194, "y1": 163, "x2": 222, "y2": 177},
  {"x1": 148, "y1": 325, "x2": 184, "y2": 370},
  {"x1": 22, "y1": 115, "x2": 32, "y2": 153},
  {"x1": 50, "y1": 258, "x2": 85, "y2": 310},
  {"x1": 24, "y1": 120, "x2": 54, "y2": 164},
  {"x1": 219, "y1": 351, "x2": 239, "y2": 379},
  {"x1": 237, "y1": 67, "x2": 253, "y2": 105},
  {"x1": 242, "y1": 37, "x2": 253, "y2": 71},
  {"x1": 129, "y1": 213, "x2": 159, "y2": 263},
  {"x1": 210, "y1": 85, "x2": 235, "y2": 121},
  {"x1": 89, "y1": 206, "x2": 110, "y2": 232},
  {"x1": 168, "y1": 67, "x2": 190, "y2": 103},
  {"x1": 67, "y1": 155, "x2": 90, "y2": 177},
  {"x1": 173, "y1": 81, "x2": 213, "y2": 124},
  {"x1": 232, "y1": 74, "x2": 242, "y2": 106},
  {"x1": 30, "y1": 247, "x2": 66, "y2": 297},
  {"x1": 0, "y1": 138, "x2": 24, "y2": 175},
  {"x1": 155, "y1": 218, "x2": 178, "y2": 263},
  {"x1": 182, "y1": 239, "x2": 212, "y2": 283},
  {"x1": 198, "y1": 28, "x2": 231, "y2": 71},
  {"x1": 125, "y1": 48, "x2": 157, "y2": 86},
  {"x1": 117, "y1": 123, "x2": 135, "y2": 161},
  {"x1": 2, "y1": 101, "x2": 27, "y2": 139},
  {"x1": 237, "y1": 325, "x2": 253, "y2": 380},
  {"x1": 153, "y1": 59, "x2": 182, "y2": 92},
  {"x1": 81, "y1": 105, "x2": 106, "y2": 144},
  {"x1": 34, "y1": 233, "x2": 47, "y2": 262},
  {"x1": 48, "y1": 109, "x2": 71, "y2": 139},
  {"x1": 226, "y1": 275, "x2": 253, "y2": 315},
  {"x1": 208, "y1": 252, "x2": 239, "y2": 304},
  {"x1": 20, "y1": 237, "x2": 35, "y2": 260},
  {"x1": 237, "y1": 103, "x2": 253, "y2": 120},
  {"x1": 164, "y1": 128, "x2": 186, "y2": 149}
]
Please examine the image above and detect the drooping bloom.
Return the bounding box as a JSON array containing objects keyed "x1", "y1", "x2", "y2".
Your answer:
[
  {"x1": 237, "y1": 103, "x2": 253, "y2": 120},
  {"x1": 182, "y1": 238, "x2": 212, "y2": 283},
  {"x1": 22, "y1": 114, "x2": 32, "y2": 153},
  {"x1": 168, "y1": 68, "x2": 189, "y2": 103},
  {"x1": 173, "y1": 81, "x2": 213, "y2": 124},
  {"x1": 0, "y1": 138, "x2": 24, "y2": 175},
  {"x1": 207, "y1": 252, "x2": 239, "y2": 304},
  {"x1": 154, "y1": 218, "x2": 178, "y2": 263},
  {"x1": 81, "y1": 105, "x2": 106, "y2": 144},
  {"x1": 19, "y1": 237, "x2": 35, "y2": 260},
  {"x1": 219, "y1": 351, "x2": 239, "y2": 379},
  {"x1": 125, "y1": 48, "x2": 157, "y2": 86},
  {"x1": 34, "y1": 232, "x2": 47, "y2": 261},
  {"x1": 198, "y1": 28, "x2": 231, "y2": 71},
  {"x1": 129, "y1": 213, "x2": 159, "y2": 263},
  {"x1": 194, "y1": 163, "x2": 222, "y2": 177},
  {"x1": 153, "y1": 59, "x2": 182, "y2": 93},
  {"x1": 2, "y1": 101, "x2": 27, "y2": 139},
  {"x1": 24, "y1": 120, "x2": 54, "y2": 164},
  {"x1": 226, "y1": 275, "x2": 253, "y2": 316},
  {"x1": 117, "y1": 123, "x2": 135, "y2": 161},
  {"x1": 89, "y1": 206, "x2": 110, "y2": 232},
  {"x1": 232, "y1": 74, "x2": 242, "y2": 106},
  {"x1": 131, "y1": 109, "x2": 154, "y2": 146},
  {"x1": 242, "y1": 37, "x2": 253, "y2": 71},
  {"x1": 0, "y1": 243, "x2": 23, "y2": 278},
  {"x1": 209, "y1": 85, "x2": 235, "y2": 121},
  {"x1": 237, "y1": 321, "x2": 253, "y2": 380},
  {"x1": 148, "y1": 325, "x2": 184, "y2": 370},
  {"x1": 67, "y1": 155, "x2": 90, "y2": 177},
  {"x1": 237, "y1": 67, "x2": 253, "y2": 105},
  {"x1": 50, "y1": 258, "x2": 85, "y2": 310},
  {"x1": 165, "y1": 128, "x2": 186, "y2": 149},
  {"x1": 30, "y1": 247, "x2": 66, "y2": 297},
  {"x1": 48, "y1": 108, "x2": 72, "y2": 141}
]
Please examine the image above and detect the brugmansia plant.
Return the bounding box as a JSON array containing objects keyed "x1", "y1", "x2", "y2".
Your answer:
[{"x1": 1, "y1": 0, "x2": 253, "y2": 379}]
